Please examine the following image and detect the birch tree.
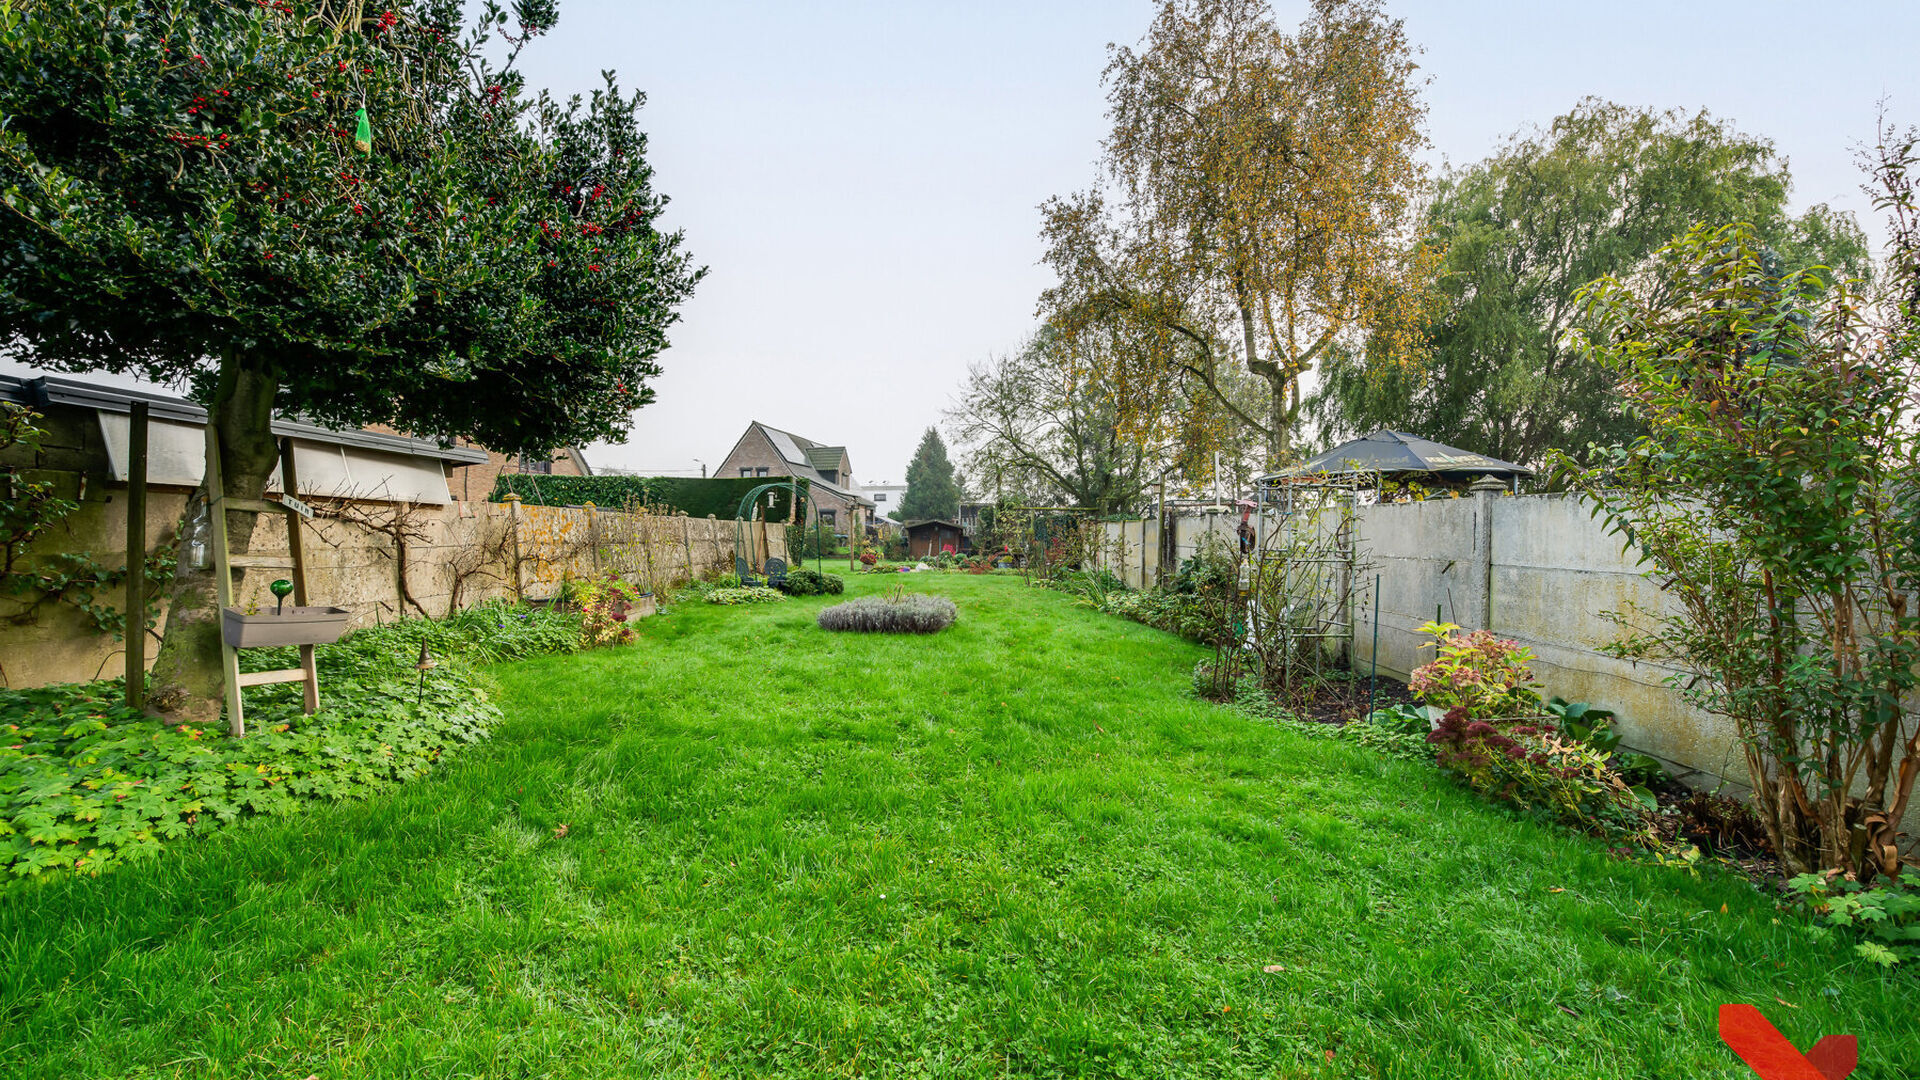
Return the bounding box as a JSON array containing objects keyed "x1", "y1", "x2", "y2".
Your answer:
[{"x1": 1044, "y1": 0, "x2": 1433, "y2": 467}]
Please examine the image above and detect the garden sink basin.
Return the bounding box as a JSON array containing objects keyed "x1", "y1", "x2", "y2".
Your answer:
[{"x1": 221, "y1": 606, "x2": 352, "y2": 648}]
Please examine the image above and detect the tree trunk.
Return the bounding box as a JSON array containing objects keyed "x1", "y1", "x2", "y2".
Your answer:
[
  {"x1": 1263, "y1": 369, "x2": 1291, "y2": 466},
  {"x1": 1234, "y1": 287, "x2": 1292, "y2": 468},
  {"x1": 146, "y1": 359, "x2": 282, "y2": 723}
]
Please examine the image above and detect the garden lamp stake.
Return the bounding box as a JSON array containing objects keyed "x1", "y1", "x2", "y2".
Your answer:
[{"x1": 414, "y1": 640, "x2": 436, "y2": 706}]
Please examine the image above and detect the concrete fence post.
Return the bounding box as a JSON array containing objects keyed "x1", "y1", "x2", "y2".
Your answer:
[
  {"x1": 681, "y1": 512, "x2": 695, "y2": 584},
  {"x1": 1469, "y1": 475, "x2": 1505, "y2": 632},
  {"x1": 584, "y1": 501, "x2": 600, "y2": 577},
  {"x1": 504, "y1": 493, "x2": 524, "y2": 603}
]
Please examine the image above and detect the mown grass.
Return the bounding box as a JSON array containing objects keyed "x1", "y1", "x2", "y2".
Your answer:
[{"x1": 1, "y1": 573, "x2": 1911, "y2": 1078}]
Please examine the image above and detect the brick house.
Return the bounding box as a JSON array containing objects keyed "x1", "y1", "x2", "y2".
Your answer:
[
  {"x1": 443, "y1": 441, "x2": 591, "y2": 503},
  {"x1": 715, "y1": 421, "x2": 874, "y2": 538}
]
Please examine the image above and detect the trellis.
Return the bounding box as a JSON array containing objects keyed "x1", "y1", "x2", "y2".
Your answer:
[{"x1": 1246, "y1": 472, "x2": 1372, "y2": 707}]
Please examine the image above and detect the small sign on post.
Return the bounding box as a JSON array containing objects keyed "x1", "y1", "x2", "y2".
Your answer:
[{"x1": 277, "y1": 493, "x2": 315, "y2": 520}]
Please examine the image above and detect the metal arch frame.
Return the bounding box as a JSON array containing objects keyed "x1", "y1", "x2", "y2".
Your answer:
[{"x1": 733, "y1": 479, "x2": 817, "y2": 573}]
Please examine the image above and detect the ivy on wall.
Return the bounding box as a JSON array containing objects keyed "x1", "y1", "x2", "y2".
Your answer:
[{"x1": 1, "y1": 403, "x2": 171, "y2": 642}]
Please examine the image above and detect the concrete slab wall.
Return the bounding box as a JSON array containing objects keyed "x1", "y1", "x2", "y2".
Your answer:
[
  {"x1": 1094, "y1": 518, "x2": 1161, "y2": 590},
  {"x1": 1091, "y1": 493, "x2": 1755, "y2": 792},
  {"x1": 1348, "y1": 492, "x2": 1747, "y2": 788}
]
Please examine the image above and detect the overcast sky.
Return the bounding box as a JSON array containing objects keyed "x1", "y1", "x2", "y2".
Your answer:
[
  {"x1": 522, "y1": 0, "x2": 1918, "y2": 485},
  {"x1": 10, "y1": 2, "x2": 1916, "y2": 485}
]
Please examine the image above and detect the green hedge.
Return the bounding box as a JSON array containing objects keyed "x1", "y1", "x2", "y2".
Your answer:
[{"x1": 490, "y1": 474, "x2": 808, "y2": 520}]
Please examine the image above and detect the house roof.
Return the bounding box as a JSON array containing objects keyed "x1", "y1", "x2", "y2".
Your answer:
[
  {"x1": 905, "y1": 518, "x2": 963, "y2": 530},
  {"x1": 748, "y1": 421, "x2": 873, "y2": 508},
  {"x1": 805, "y1": 445, "x2": 847, "y2": 474},
  {"x1": 2, "y1": 374, "x2": 490, "y2": 464}
]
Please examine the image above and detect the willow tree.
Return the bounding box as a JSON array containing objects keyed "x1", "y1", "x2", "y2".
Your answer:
[
  {"x1": 1044, "y1": 0, "x2": 1434, "y2": 467},
  {"x1": 1311, "y1": 100, "x2": 1873, "y2": 466},
  {"x1": 0, "y1": 0, "x2": 702, "y2": 720}
]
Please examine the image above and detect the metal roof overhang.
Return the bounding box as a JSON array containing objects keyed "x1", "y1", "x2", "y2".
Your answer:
[{"x1": 4, "y1": 374, "x2": 489, "y2": 464}]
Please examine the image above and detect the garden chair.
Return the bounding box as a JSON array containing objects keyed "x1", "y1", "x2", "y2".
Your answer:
[
  {"x1": 764, "y1": 557, "x2": 788, "y2": 589},
  {"x1": 734, "y1": 555, "x2": 764, "y2": 587}
]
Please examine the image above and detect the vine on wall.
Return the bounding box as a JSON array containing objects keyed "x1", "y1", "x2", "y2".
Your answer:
[{"x1": 1, "y1": 403, "x2": 173, "y2": 646}]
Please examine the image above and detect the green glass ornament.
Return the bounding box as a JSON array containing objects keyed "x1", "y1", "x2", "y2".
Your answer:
[{"x1": 270, "y1": 578, "x2": 294, "y2": 615}]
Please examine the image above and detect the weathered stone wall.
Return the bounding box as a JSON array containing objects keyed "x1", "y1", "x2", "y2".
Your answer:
[{"x1": 1, "y1": 482, "x2": 783, "y2": 689}]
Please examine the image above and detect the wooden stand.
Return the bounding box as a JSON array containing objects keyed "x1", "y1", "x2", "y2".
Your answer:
[
  {"x1": 125, "y1": 402, "x2": 149, "y2": 709},
  {"x1": 206, "y1": 426, "x2": 319, "y2": 737}
]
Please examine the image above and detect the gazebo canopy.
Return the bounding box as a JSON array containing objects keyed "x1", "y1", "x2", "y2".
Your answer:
[{"x1": 1260, "y1": 429, "x2": 1532, "y2": 482}]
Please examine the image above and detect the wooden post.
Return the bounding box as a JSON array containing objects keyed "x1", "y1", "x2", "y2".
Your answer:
[
  {"x1": 640, "y1": 511, "x2": 657, "y2": 596},
  {"x1": 124, "y1": 402, "x2": 148, "y2": 709},
  {"x1": 205, "y1": 425, "x2": 245, "y2": 736},
  {"x1": 279, "y1": 436, "x2": 318, "y2": 713}
]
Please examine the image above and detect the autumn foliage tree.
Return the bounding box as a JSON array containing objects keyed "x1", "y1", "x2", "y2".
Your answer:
[
  {"x1": 950, "y1": 321, "x2": 1263, "y2": 513},
  {"x1": 1041, "y1": 0, "x2": 1434, "y2": 467},
  {"x1": 0, "y1": 0, "x2": 702, "y2": 720},
  {"x1": 949, "y1": 328, "x2": 1169, "y2": 514}
]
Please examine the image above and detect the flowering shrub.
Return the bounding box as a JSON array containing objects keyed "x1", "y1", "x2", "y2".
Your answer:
[
  {"x1": 1427, "y1": 707, "x2": 1644, "y2": 835},
  {"x1": 565, "y1": 575, "x2": 643, "y2": 648},
  {"x1": 858, "y1": 548, "x2": 879, "y2": 567},
  {"x1": 1409, "y1": 621, "x2": 1542, "y2": 718}
]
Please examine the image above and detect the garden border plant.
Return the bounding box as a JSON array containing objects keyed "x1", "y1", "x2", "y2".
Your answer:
[
  {"x1": 1552, "y1": 150, "x2": 1920, "y2": 880},
  {"x1": 817, "y1": 590, "x2": 957, "y2": 634}
]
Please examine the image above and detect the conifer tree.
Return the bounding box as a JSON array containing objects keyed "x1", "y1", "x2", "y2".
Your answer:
[{"x1": 897, "y1": 428, "x2": 961, "y2": 522}]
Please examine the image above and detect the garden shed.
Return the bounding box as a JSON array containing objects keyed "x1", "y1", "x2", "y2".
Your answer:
[{"x1": 905, "y1": 519, "x2": 966, "y2": 559}]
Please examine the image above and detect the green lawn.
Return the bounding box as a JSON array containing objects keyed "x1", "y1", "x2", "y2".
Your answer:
[{"x1": 1, "y1": 574, "x2": 1910, "y2": 1078}]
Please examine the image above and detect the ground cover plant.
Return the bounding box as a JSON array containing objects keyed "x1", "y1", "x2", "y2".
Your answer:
[
  {"x1": 0, "y1": 573, "x2": 1912, "y2": 1078},
  {"x1": 776, "y1": 568, "x2": 844, "y2": 597},
  {"x1": 0, "y1": 603, "x2": 581, "y2": 880},
  {"x1": 702, "y1": 585, "x2": 785, "y2": 605}
]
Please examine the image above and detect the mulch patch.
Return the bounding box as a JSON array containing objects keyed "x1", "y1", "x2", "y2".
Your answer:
[{"x1": 1273, "y1": 670, "x2": 1415, "y2": 725}]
